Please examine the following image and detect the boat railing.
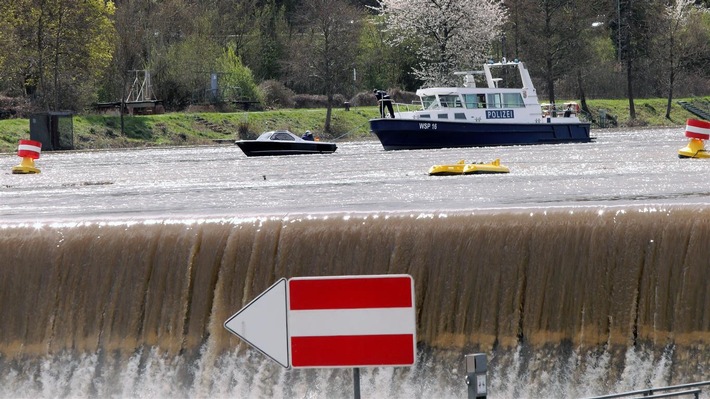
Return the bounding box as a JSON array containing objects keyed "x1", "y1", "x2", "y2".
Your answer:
[{"x1": 392, "y1": 101, "x2": 422, "y2": 116}]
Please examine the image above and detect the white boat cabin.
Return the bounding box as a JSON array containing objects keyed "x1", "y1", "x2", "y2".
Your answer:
[{"x1": 385, "y1": 60, "x2": 582, "y2": 125}]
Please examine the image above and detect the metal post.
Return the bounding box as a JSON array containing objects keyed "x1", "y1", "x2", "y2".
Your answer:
[
  {"x1": 353, "y1": 367, "x2": 361, "y2": 399},
  {"x1": 465, "y1": 353, "x2": 488, "y2": 399}
]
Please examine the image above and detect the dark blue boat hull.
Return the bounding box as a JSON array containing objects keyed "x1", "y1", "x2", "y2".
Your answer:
[
  {"x1": 369, "y1": 118, "x2": 592, "y2": 150},
  {"x1": 236, "y1": 141, "x2": 337, "y2": 156}
]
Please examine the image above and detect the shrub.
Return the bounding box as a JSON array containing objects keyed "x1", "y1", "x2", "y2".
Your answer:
[
  {"x1": 292, "y1": 93, "x2": 351, "y2": 108},
  {"x1": 293, "y1": 94, "x2": 328, "y2": 108},
  {"x1": 259, "y1": 80, "x2": 295, "y2": 108},
  {"x1": 387, "y1": 88, "x2": 418, "y2": 105},
  {"x1": 350, "y1": 91, "x2": 377, "y2": 106}
]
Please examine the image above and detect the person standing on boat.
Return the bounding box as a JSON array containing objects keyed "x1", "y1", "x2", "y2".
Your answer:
[
  {"x1": 302, "y1": 130, "x2": 314, "y2": 140},
  {"x1": 564, "y1": 105, "x2": 572, "y2": 117},
  {"x1": 374, "y1": 89, "x2": 395, "y2": 118}
]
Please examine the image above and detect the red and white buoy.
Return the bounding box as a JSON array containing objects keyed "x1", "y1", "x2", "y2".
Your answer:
[
  {"x1": 678, "y1": 119, "x2": 710, "y2": 159},
  {"x1": 684, "y1": 119, "x2": 710, "y2": 140},
  {"x1": 11, "y1": 139, "x2": 42, "y2": 174}
]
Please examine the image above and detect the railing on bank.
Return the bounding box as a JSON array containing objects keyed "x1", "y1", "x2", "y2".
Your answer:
[{"x1": 582, "y1": 380, "x2": 710, "y2": 399}]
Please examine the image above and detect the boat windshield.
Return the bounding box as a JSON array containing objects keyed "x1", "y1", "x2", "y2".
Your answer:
[
  {"x1": 271, "y1": 132, "x2": 295, "y2": 141},
  {"x1": 421, "y1": 95, "x2": 437, "y2": 110}
]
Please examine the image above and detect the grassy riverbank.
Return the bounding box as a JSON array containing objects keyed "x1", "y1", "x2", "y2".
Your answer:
[{"x1": 0, "y1": 97, "x2": 708, "y2": 153}]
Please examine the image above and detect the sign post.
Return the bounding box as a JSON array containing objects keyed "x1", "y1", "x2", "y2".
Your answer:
[{"x1": 225, "y1": 274, "x2": 416, "y2": 396}]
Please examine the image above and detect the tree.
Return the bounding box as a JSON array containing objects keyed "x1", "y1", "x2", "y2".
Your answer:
[
  {"x1": 8, "y1": 0, "x2": 116, "y2": 111},
  {"x1": 215, "y1": 47, "x2": 261, "y2": 102},
  {"x1": 249, "y1": 0, "x2": 290, "y2": 81},
  {"x1": 653, "y1": 0, "x2": 710, "y2": 119},
  {"x1": 286, "y1": 0, "x2": 362, "y2": 133},
  {"x1": 615, "y1": 0, "x2": 663, "y2": 120},
  {"x1": 0, "y1": 2, "x2": 24, "y2": 96},
  {"x1": 107, "y1": 0, "x2": 148, "y2": 135},
  {"x1": 357, "y1": 16, "x2": 421, "y2": 92},
  {"x1": 152, "y1": 33, "x2": 222, "y2": 109},
  {"x1": 511, "y1": 0, "x2": 594, "y2": 106},
  {"x1": 374, "y1": 0, "x2": 507, "y2": 86}
]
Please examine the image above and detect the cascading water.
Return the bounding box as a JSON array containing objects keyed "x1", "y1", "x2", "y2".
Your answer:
[{"x1": 1, "y1": 209, "x2": 708, "y2": 398}]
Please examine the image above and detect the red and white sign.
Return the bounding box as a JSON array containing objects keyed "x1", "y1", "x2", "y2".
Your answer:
[
  {"x1": 224, "y1": 274, "x2": 416, "y2": 369},
  {"x1": 288, "y1": 275, "x2": 416, "y2": 368}
]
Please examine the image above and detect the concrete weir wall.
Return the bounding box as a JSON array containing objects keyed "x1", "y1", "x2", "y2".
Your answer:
[{"x1": 1, "y1": 208, "x2": 708, "y2": 397}]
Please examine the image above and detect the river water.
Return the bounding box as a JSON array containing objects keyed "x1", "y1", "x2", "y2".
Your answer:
[
  {"x1": 1, "y1": 127, "x2": 709, "y2": 221},
  {"x1": 0, "y1": 127, "x2": 709, "y2": 398}
]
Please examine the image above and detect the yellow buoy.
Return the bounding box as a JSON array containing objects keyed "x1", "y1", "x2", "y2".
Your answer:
[
  {"x1": 678, "y1": 138, "x2": 710, "y2": 159},
  {"x1": 678, "y1": 119, "x2": 710, "y2": 159},
  {"x1": 428, "y1": 159, "x2": 510, "y2": 176},
  {"x1": 428, "y1": 160, "x2": 466, "y2": 176},
  {"x1": 11, "y1": 139, "x2": 42, "y2": 174},
  {"x1": 463, "y1": 158, "x2": 510, "y2": 174}
]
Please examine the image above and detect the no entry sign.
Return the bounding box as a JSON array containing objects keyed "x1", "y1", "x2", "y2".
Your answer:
[{"x1": 224, "y1": 274, "x2": 416, "y2": 369}]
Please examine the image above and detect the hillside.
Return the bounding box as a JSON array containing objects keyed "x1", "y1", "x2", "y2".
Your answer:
[{"x1": 1, "y1": 97, "x2": 709, "y2": 153}]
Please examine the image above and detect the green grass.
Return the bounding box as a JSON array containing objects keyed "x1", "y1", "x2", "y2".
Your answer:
[
  {"x1": 0, "y1": 97, "x2": 707, "y2": 153},
  {"x1": 579, "y1": 97, "x2": 708, "y2": 127}
]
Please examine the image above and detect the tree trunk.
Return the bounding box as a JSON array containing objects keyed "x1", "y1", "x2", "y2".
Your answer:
[
  {"x1": 37, "y1": 0, "x2": 47, "y2": 109},
  {"x1": 665, "y1": 33, "x2": 675, "y2": 120},
  {"x1": 626, "y1": 59, "x2": 636, "y2": 120},
  {"x1": 324, "y1": 93, "x2": 333, "y2": 133},
  {"x1": 577, "y1": 69, "x2": 590, "y2": 116},
  {"x1": 546, "y1": 56, "x2": 556, "y2": 109},
  {"x1": 665, "y1": 71, "x2": 674, "y2": 120},
  {"x1": 53, "y1": 2, "x2": 66, "y2": 111}
]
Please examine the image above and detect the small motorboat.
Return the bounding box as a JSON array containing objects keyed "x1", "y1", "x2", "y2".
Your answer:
[
  {"x1": 235, "y1": 130, "x2": 337, "y2": 156},
  {"x1": 428, "y1": 158, "x2": 509, "y2": 176}
]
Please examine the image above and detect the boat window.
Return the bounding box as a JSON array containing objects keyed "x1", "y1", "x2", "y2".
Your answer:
[
  {"x1": 419, "y1": 114, "x2": 431, "y2": 119},
  {"x1": 454, "y1": 113, "x2": 466, "y2": 120},
  {"x1": 487, "y1": 93, "x2": 502, "y2": 108},
  {"x1": 503, "y1": 93, "x2": 525, "y2": 108},
  {"x1": 439, "y1": 95, "x2": 462, "y2": 108},
  {"x1": 477, "y1": 94, "x2": 486, "y2": 108},
  {"x1": 437, "y1": 113, "x2": 448, "y2": 119},
  {"x1": 463, "y1": 94, "x2": 478, "y2": 109},
  {"x1": 272, "y1": 132, "x2": 295, "y2": 140},
  {"x1": 422, "y1": 96, "x2": 437, "y2": 110}
]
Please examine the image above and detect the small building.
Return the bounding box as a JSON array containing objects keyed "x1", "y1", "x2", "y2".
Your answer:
[{"x1": 29, "y1": 112, "x2": 74, "y2": 150}]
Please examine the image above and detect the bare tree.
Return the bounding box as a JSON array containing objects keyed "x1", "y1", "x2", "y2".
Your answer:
[
  {"x1": 616, "y1": 0, "x2": 664, "y2": 120},
  {"x1": 287, "y1": 0, "x2": 362, "y2": 133},
  {"x1": 653, "y1": 0, "x2": 710, "y2": 119},
  {"x1": 375, "y1": 0, "x2": 506, "y2": 86},
  {"x1": 513, "y1": 0, "x2": 591, "y2": 106}
]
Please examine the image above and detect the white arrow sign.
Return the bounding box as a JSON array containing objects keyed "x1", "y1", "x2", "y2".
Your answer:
[
  {"x1": 224, "y1": 278, "x2": 289, "y2": 368},
  {"x1": 224, "y1": 275, "x2": 416, "y2": 369}
]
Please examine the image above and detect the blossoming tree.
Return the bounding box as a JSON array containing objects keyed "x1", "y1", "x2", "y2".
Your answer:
[{"x1": 373, "y1": 0, "x2": 507, "y2": 86}]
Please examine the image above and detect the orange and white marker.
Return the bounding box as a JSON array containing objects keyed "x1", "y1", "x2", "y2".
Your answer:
[
  {"x1": 11, "y1": 139, "x2": 42, "y2": 174},
  {"x1": 679, "y1": 119, "x2": 710, "y2": 159}
]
